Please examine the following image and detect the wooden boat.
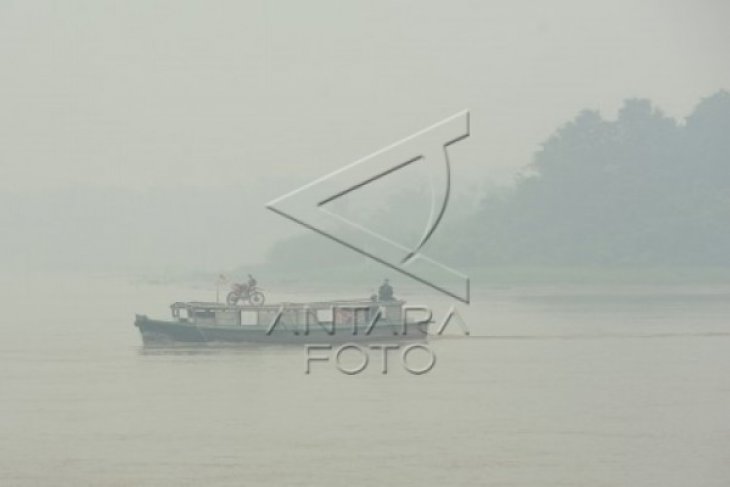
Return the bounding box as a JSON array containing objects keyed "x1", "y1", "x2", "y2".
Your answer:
[{"x1": 134, "y1": 298, "x2": 426, "y2": 345}]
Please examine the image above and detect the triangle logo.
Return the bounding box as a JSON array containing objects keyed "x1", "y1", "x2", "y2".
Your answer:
[{"x1": 267, "y1": 111, "x2": 471, "y2": 303}]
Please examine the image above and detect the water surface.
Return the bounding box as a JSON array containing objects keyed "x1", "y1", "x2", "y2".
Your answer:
[{"x1": 1, "y1": 275, "x2": 728, "y2": 486}]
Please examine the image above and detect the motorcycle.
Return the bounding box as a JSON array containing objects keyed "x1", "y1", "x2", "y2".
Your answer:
[{"x1": 226, "y1": 279, "x2": 266, "y2": 306}]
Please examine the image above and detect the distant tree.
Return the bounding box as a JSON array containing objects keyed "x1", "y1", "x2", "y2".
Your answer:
[
  {"x1": 458, "y1": 91, "x2": 730, "y2": 266},
  {"x1": 266, "y1": 91, "x2": 730, "y2": 269}
]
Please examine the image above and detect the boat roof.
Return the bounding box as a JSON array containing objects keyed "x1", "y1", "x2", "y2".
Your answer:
[{"x1": 172, "y1": 299, "x2": 405, "y2": 311}]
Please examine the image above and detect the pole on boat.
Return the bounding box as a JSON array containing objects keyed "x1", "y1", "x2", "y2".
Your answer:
[{"x1": 216, "y1": 273, "x2": 227, "y2": 304}]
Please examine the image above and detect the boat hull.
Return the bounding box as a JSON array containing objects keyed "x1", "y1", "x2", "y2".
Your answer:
[{"x1": 134, "y1": 315, "x2": 427, "y2": 346}]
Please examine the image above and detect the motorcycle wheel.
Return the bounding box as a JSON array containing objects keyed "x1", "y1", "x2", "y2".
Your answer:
[
  {"x1": 249, "y1": 291, "x2": 265, "y2": 306},
  {"x1": 226, "y1": 291, "x2": 239, "y2": 306}
]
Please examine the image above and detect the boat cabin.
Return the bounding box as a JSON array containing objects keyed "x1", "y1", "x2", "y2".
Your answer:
[{"x1": 170, "y1": 299, "x2": 406, "y2": 331}]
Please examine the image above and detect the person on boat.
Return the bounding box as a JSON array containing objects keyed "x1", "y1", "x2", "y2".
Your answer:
[
  {"x1": 232, "y1": 274, "x2": 257, "y2": 297},
  {"x1": 247, "y1": 274, "x2": 257, "y2": 290},
  {"x1": 378, "y1": 279, "x2": 394, "y2": 301}
]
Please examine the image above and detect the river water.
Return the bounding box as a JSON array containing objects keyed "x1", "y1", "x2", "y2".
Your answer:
[{"x1": 1, "y1": 274, "x2": 728, "y2": 486}]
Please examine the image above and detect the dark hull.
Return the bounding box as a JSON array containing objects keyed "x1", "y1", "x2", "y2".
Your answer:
[{"x1": 134, "y1": 316, "x2": 427, "y2": 346}]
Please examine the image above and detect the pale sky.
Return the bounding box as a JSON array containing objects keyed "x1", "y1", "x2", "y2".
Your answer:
[{"x1": 1, "y1": 0, "x2": 728, "y2": 194}]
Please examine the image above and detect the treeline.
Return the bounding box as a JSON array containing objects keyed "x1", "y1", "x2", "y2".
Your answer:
[
  {"x1": 454, "y1": 91, "x2": 730, "y2": 266},
  {"x1": 266, "y1": 91, "x2": 730, "y2": 269}
]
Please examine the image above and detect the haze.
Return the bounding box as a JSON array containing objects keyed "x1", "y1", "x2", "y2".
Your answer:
[{"x1": 1, "y1": 0, "x2": 728, "y2": 272}]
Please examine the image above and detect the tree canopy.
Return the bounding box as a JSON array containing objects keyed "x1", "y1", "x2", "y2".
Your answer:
[{"x1": 267, "y1": 91, "x2": 730, "y2": 269}]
